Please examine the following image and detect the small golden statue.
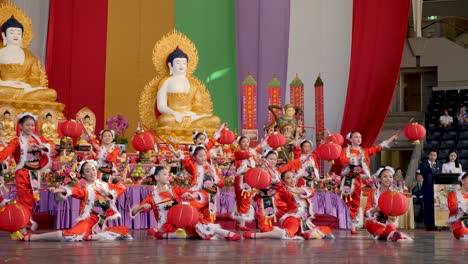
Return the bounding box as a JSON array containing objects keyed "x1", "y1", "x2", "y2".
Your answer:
[
  {"x1": 0, "y1": 2, "x2": 65, "y2": 119},
  {"x1": 139, "y1": 30, "x2": 220, "y2": 143},
  {"x1": 0, "y1": 104, "x2": 17, "y2": 143},
  {"x1": 265, "y1": 104, "x2": 304, "y2": 160},
  {"x1": 38, "y1": 109, "x2": 60, "y2": 145},
  {"x1": 76, "y1": 107, "x2": 96, "y2": 148}
]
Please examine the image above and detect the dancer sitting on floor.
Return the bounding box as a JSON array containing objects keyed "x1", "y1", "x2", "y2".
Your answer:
[
  {"x1": 18, "y1": 160, "x2": 132, "y2": 241},
  {"x1": 131, "y1": 165, "x2": 240, "y2": 241},
  {"x1": 447, "y1": 172, "x2": 468, "y2": 240},
  {"x1": 364, "y1": 166, "x2": 412, "y2": 242}
]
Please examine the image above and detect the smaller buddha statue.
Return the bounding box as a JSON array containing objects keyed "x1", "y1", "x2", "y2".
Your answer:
[
  {"x1": 76, "y1": 107, "x2": 96, "y2": 147},
  {"x1": 40, "y1": 111, "x2": 60, "y2": 145},
  {"x1": 0, "y1": 110, "x2": 16, "y2": 143},
  {"x1": 0, "y1": 16, "x2": 57, "y2": 102}
]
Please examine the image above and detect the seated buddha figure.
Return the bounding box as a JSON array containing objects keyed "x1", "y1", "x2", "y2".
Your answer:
[
  {"x1": 0, "y1": 16, "x2": 57, "y2": 102},
  {"x1": 40, "y1": 112, "x2": 60, "y2": 145},
  {"x1": 156, "y1": 47, "x2": 220, "y2": 129}
]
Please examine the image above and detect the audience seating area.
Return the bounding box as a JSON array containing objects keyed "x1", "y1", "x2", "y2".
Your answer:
[{"x1": 424, "y1": 89, "x2": 468, "y2": 166}]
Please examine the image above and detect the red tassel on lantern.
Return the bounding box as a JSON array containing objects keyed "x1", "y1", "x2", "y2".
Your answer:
[
  {"x1": 245, "y1": 168, "x2": 271, "y2": 189},
  {"x1": 378, "y1": 191, "x2": 409, "y2": 217},
  {"x1": 167, "y1": 204, "x2": 200, "y2": 228}
]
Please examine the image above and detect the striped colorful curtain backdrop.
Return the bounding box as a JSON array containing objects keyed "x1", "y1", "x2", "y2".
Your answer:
[{"x1": 13, "y1": 0, "x2": 409, "y2": 144}]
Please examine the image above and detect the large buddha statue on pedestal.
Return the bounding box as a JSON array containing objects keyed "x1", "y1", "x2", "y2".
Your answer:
[
  {"x1": 139, "y1": 31, "x2": 220, "y2": 143},
  {"x1": 0, "y1": 2, "x2": 65, "y2": 119}
]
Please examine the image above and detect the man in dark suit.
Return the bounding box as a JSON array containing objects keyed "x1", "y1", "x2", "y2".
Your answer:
[{"x1": 418, "y1": 148, "x2": 441, "y2": 231}]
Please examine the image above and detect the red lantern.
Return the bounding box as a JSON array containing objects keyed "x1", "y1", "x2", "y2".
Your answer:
[
  {"x1": 61, "y1": 120, "x2": 82, "y2": 138},
  {"x1": 404, "y1": 123, "x2": 426, "y2": 144},
  {"x1": 317, "y1": 142, "x2": 342, "y2": 164},
  {"x1": 326, "y1": 133, "x2": 344, "y2": 146},
  {"x1": 167, "y1": 204, "x2": 200, "y2": 228},
  {"x1": 0, "y1": 202, "x2": 32, "y2": 233},
  {"x1": 217, "y1": 129, "x2": 236, "y2": 145},
  {"x1": 132, "y1": 131, "x2": 155, "y2": 152},
  {"x1": 245, "y1": 168, "x2": 271, "y2": 189},
  {"x1": 378, "y1": 191, "x2": 409, "y2": 217},
  {"x1": 267, "y1": 132, "x2": 286, "y2": 149}
]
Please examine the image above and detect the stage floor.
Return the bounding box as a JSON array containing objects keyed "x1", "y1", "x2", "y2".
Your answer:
[{"x1": 0, "y1": 229, "x2": 467, "y2": 263}]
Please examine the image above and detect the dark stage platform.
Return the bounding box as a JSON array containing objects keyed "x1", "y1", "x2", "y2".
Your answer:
[{"x1": 1, "y1": 229, "x2": 467, "y2": 263}]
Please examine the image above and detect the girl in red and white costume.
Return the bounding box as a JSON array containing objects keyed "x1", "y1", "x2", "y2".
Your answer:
[
  {"x1": 364, "y1": 166, "x2": 412, "y2": 242},
  {"x1": 170, "y1": 145, "x2": 224, "y2": 223},
  {"x1": 20, "y1": 160, "x2": 132, "y2": 241},
  {"x1": 280, "y1": 139, "x2": 320, "y2": 187},
  {"x1": 339, "y1": 131, "x2": 397, "y2": 234},
  {"x1": 0, "y1": 113, "x2": 54, "y2": 232},
  {"x1": 191, "y1": 123, "x2": 226, "y2": 162},
  {"x1": 447, "y1": 172, "x2": 468, "y2": 240},
  {"x1": 131, "y1": 166, "x2": 240, "y2": 241},
  {"x1": 87, "y1": 129, "x2": 122, "y2": 182},
  {"x1": 231, "y1": 135, "x2": 268, "y2": 230}
]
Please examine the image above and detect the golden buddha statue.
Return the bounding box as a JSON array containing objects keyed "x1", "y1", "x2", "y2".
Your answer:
[
  {"x1": 0, "y1": 2, "x2": 65, "y2": 119},
  {"x1": 139, "y1": 31, "x2": 220, "y2": 143},
  {"x1": 39, "y1": 110, "x2": 60, "y2": 145},
  {"x1": 0, "y1": 104, "x2": 17, "y2": 143}
]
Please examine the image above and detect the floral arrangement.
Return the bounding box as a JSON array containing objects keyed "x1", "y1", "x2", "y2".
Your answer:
[
  {"x1": 106, "y1": 114, "x2": 129, "y2": 144},
  {"x1": 313, "y1": 172, "x2": 342, "y2": 193},
  {"x1": 44, "y1": 166, "x2": 79, "y2": 187},
  {"x1": 172, "y1": 170, "x2": 192, "y2": 187}
]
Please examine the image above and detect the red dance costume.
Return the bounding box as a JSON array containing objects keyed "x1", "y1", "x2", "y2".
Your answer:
[
  {"x1": 182, "y1": 157, "x2": 224, "y2": 222},
  {"x1": 131, "y1": 185, "x2": 206, "y2": 239},
  {"x1": 339, "y1": 145, "x2": 382, "y2": 225},
  {"x1": 447, "y1": 190, "x2": 468, "y2": 239},
  {"x1": 280, "y1": 146, "x2": 320, "y2": 187},
  {"x1": 364, "y1": 188, "x2": 411, "y2": 241},
  {"x1": 59, "y1": 180, "x2": 131, "y2": 241},
  {"x1": 0, "y1": 135, "x2": 53, "y2": 215},
  {"x1": 89, "y1": 138, "x2": 121, "y2": 175},
  {"x1": 231, "y1": 148, "x2": 260, "y2": 223}
]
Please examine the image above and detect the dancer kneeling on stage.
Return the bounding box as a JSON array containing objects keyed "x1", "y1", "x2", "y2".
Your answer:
[
  {"x1": 364, "y1": 166, "x2": 412, "y2": 242},
  {"x1": 19, "y1": 160, "x2": 132, "y2": 241},
  {"x1": 447, "y1": 172, "x2": 468, "y2": 240},
  {"x1": 131, "y1": 166, "x2": 241, "y2": 241}
]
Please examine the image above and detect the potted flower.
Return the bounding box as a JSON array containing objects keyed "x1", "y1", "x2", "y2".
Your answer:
[{"x1": 106, "y1": 114, "x2": 129, "y2": 152}]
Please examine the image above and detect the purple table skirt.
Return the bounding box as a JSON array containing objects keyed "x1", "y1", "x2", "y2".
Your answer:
[{"x1": 5, "y1": 186, "x2": 350, "y2": 229}]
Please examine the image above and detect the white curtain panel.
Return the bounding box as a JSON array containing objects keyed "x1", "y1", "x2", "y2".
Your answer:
[
  {"x1": 11, "y1": 0, "x2": 50, "y2": 66},
  {"x1": 287, "y1": 0, "x2": 353, "y2": 138}
]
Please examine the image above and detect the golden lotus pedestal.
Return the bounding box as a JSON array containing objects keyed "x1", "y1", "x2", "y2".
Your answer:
[
  {"x1": 155, "y1": 127, "x2": 217, "y2": 145},
  {"x1": 0, "y1": 98, "x2": 66, "y2": 120}
]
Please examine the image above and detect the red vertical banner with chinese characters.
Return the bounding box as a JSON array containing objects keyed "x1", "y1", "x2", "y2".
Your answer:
[
  {"x1": 314, "y1": 75, "x2": 325, "y2": 177},
  {"x1": 267, "y1": 76, "x2": 282, "y2": 123},
  {"x1": 289, "y1": 74, "x2": 304, "y2": 124},
  {"x1": 242, "y1": 74, "x2": 258, "y2": 145}
]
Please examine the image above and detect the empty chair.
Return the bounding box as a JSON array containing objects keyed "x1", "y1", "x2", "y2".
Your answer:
[
  {"x1": 440, "y1": 140, "x2": 456, "y2": 149},
  {"x1": 457, "y1": 149, "x2": 468, "y2": 159},
  {"x1": 424, "y1": 140, "x2": 440, "y2": 149},
  {"x1": 426, "y1": 131, "x2": 442, "y2": 140},
  {"x1": 441, "y1": 131, "x2": 457, "y2": 140},
  {"x1": 460, "y1": 89, "x2": 468, "y2": 97},
  {"x1": 458, "y1": 132, "x2": 468, "y2": 140},
  {"x1": 432, "y1": 90, "x2": 445, "y2": 99},
  {"x1": 438, "y1": 149, "x2": 450, "y2": 159},
  {"x1": 457, "y1": 139, "x2": 468, "y2": 149},
  {"x1": 458, "y1": 158, "x2": 468, "y2": 169}
]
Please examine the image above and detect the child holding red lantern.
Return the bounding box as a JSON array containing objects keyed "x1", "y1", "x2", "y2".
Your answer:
[
  {"x1": 169, "y1": 145, "x2": 224, "y2": 223},
  {"x1": 86, "y1": 129, "x2": 121, "y2": 182},
  {"x1": 231, "y1": 133, "x2": 270, "y2": 230},
  {"x1": 340, "y1": 131, "x2": 398, "y2": 234},
  {"x1": 131, "y1": 166, "x2": 240, "y2": 241},
  {"x1": 280, "y1": 139, "x2": 321, "y2": 187},
  {"x1": 0, "y1": 112, "x2": 54, "y2": 232},
  {"x1": 447, "y1": 172, "x2": 468, "y2": 240},
  {"x1": 18, "y1": 160, "x2": 132, "y2": 241},
  {"x1": 364, "y1": 166, "x2": 412, "y2": 242}
]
